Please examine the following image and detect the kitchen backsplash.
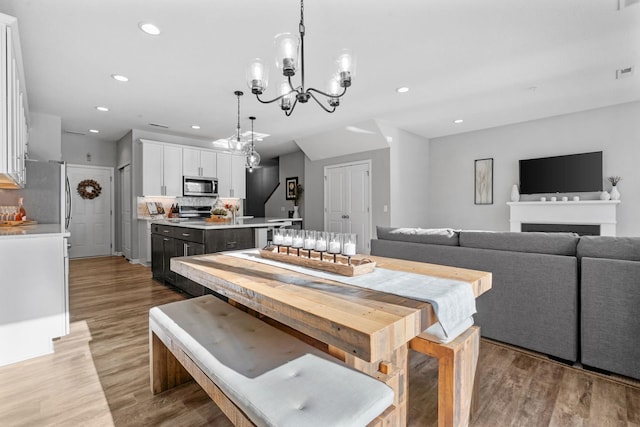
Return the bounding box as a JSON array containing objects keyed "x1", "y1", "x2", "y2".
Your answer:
[{"x1": 136, "y1": 196, "x2": 243, "y2": 219}]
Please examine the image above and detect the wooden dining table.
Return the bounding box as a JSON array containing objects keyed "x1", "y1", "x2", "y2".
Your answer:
[{"x1": 171, "y1": 251, "x2": 492, "y2": 427}]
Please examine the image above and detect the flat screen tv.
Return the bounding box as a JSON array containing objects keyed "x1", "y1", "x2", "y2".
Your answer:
[{"x1": 519, "y1": 151, "x2": 603, "y2": 194}]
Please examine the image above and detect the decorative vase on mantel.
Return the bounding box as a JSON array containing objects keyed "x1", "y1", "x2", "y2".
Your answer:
[
  {"x1": 600, "y1": 190, "x2": 611, "y2": 201},
  {"x1": 292, "y1": 205, "x2": 300, "y2": 218},
  {"x1": 610, "y1": 185, "x2": 621, "y2": 201},
  {"x1": 510, "y1": 184, "x2": 520, "y2": 202}
]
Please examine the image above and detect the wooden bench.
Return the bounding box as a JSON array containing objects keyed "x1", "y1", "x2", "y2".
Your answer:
[
  {"x1": 410, "y1": 326, "x2": 480, "y2": 427},
  {"x1": 149, "y1": 295, "x2": 395, "y2": 427}
]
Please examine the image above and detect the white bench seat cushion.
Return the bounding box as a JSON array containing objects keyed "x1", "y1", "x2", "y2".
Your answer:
[{"x1": 150, "y1": 295, "x2": 394, "y2": 427}]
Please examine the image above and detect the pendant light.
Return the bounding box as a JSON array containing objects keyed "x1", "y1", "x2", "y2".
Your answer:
[
  {"x1": 227, "y1": 91, "x2": 248, "y2": 153},
  {"x1": 246, "y1": 0, "x2": 356, "y2": 116},
  {"x1": 246, "y1": 116, "x2": 260, "y2": 172}
]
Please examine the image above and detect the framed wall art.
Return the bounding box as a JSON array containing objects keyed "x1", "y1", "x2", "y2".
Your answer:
[
  {"x1": 285, "y1": 176, "x2": 298, "y2": 200},
  {"x1": 474, "y1": 158, "x2": 493, "y2": 205}
]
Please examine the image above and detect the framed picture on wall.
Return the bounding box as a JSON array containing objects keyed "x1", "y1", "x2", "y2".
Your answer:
[
  {"x1": 474, "y1": 158, "x2": 493, "y2": 205},
  {"x1": 285, "y1": 177, "x2": 298, "y2": 200}
]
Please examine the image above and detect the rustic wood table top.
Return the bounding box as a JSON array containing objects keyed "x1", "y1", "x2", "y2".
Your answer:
[{"x1": 171, "y1": 252, "x2": 492, "y2": 363}]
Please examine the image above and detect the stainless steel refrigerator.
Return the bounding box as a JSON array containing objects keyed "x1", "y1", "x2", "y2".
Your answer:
[{"x1": 5, "y1": 159, "x2": 71, "y2": 227}]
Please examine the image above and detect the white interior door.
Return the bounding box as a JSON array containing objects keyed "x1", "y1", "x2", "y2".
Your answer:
[
  {"x1": 324, "y1": 161, "x2": 371, "y2": 254},
  {"x1": 120, "y1": 165, "x2": 132, "y2": 260},
  {"x1": 67, "y1": 165, "x2": 113, "y2": 259}
]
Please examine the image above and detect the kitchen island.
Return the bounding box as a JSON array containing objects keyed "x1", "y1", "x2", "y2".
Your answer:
[
  {"x1": 0, "y1": 224, "x2": 70, "y2": 366},
  {"x1": 150, "y1": 217, "x2": 300, "y2": 296}
]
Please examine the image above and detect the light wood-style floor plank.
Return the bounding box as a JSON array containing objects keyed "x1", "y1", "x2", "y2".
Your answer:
[{"x1": 0, "y1": 256, "x2": 638, "y2": 427}]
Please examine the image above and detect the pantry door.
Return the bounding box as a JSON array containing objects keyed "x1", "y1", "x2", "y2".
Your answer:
[
  {"x1": 67, "y1": 165, "x2": 114, "y2": 258},
  {"x1": 324, "y1": 160, "x2": 371, "y2": 254}
]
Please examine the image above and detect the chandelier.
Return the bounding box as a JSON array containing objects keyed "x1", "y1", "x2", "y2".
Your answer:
[
  {"x1": 245, "y1": 116, "x2": 260, "y2": 172},
  {"x1": 227, "y1": 90, "x2": 249, "y2": 153},
  {"x1": 246, "y1": 0, "x2": 356, "y2": 116}
]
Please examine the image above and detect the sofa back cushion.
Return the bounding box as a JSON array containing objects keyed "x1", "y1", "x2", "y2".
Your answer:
[
  {"x1": 576, "y1": 236, "x2": 640, "y2": 261},
  {"x1": 459, "y1": 231, "x2": 579, "y2": 256},
  {"x1": 376, "y1": 226, "x2": 459, "y2": 246}
]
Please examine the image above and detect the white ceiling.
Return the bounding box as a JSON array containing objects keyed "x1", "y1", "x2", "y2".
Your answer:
[{"x1": 1, "y1": 0, "x2": 639, "y2": 161}]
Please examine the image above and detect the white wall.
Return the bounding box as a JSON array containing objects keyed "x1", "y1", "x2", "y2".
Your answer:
[
  {"x1": 381, "y1": 124, "x2": 430, "y2": 227},
  {"x1": 427, "y1": 101, "x2": 640, "y2": 236},
  {"x1": 27, "y1": 112, "x2": 61, "y2": 161}
]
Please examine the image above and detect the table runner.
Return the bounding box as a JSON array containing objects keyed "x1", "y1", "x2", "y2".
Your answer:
[{"x1": 223, "y1": 249, "x2": 476, "y2": 341}]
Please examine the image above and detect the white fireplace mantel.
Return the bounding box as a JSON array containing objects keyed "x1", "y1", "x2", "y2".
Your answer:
[{"x1": 507, "y1": 200, "x2": 620, "y2": 236}]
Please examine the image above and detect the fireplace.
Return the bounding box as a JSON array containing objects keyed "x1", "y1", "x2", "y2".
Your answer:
[
  {"x1": 521, "y1": 223, "x2": 601, "y2": 236},
  {"x1": 508, "y1": 200, "x2": 620, "y2": 237}
]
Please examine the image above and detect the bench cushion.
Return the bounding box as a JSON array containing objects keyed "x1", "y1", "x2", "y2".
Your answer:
[{"x1": 150, "y1": 295, "x2": 394, "y2": 427}]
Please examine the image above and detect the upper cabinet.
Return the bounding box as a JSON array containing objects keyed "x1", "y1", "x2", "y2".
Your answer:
[
  {"x1": 141, "y1": 140, "x2": 183, "y2": 196},
  {"x1": 0, "y1": 13, "x2": 29, "y2": 189},
  {"x1": 217, "y1": 152, "x2": 246, "y2": 199},
  {"x1": 183, "y1": 147, "x2": 217, "y2": 178}
]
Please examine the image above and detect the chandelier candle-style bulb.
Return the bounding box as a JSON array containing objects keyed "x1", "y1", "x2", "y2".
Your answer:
[
  {"x1": 247, "y1": 59, "x2": 268, "y2": 94},
  {"x1": 280, "y1": 81, "x2": 293, "y2": 111},
  {"x1": 275, "y1": 33, "x2": 299, "y2": 76},
  {"x1": 327, "y1": 78, "x2": 341, "y2": 107},
  {"x1": 336, "y1": 49, "x2": 356, "y2": 87}
]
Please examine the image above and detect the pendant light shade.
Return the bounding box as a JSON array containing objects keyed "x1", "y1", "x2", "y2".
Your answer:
[
  {"x1": 246, "y1": 116, "x2": 260, "y2": 171},
  {"x1": 228, "y1": 91, "x2": 249, "y2": 154}
]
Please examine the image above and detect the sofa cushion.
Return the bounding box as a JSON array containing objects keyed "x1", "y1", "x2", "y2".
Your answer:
[
  {"x1": 376, "y1": 226, "x2": 459, "y2": 246},
  {"x1": 576, "y1": 236, "x2": 640, "y2": 261},
  {"x1": 459, "y1": 231, "x2": 579, "y2": 256}
]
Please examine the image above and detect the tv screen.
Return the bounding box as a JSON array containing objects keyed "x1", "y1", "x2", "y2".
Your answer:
[{"x1": 519, "y1": 151, "x2": 603, "y2": 194}]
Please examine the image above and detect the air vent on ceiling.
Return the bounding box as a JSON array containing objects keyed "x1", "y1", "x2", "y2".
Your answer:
[
  {"x1": 616, "y1": 66, "x2": 634, "y2": 79},
  {"x1": 149, "y1": 122, "x2": 169, "y2": 129},
  {"x1": 63, "y1": 130, "x2": 86, "y2": 135}
]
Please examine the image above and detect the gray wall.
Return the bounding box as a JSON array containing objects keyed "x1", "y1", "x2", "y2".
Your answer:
[
  {"x1": 304, "y1": 148, "x2": 391, "y2": 233},
  {"x1": 27, "y1": 112, "x2": 61, "y2": 161},
  {"x1": 62, "y1": 133, "x2": 117, "y2": 167},
  {"x1": 427, "y1": 101, "x2": 640, "y2": 236},
  {"x1": 265, "y1": 150, "x2": 306, "y2": 220}
]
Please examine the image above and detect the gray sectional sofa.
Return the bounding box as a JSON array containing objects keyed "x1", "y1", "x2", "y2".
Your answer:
[{"x1": 371, "y1": 227, "x2": 640, "y2": 380}]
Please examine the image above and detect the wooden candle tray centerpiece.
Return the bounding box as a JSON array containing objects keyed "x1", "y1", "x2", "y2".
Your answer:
[
  {"x1": 259, "y1": 246, "x2": 376, "y2": 277},
  {"x1": 0, "y1": 220, "x2": 37, "y2": 227}
]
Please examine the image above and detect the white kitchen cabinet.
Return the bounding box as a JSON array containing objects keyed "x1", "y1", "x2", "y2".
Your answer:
[
  {"x1": 141, "y1": 140, "x2": 183, "y2": 196},
  {"x1": 0, "y1": 13, "x2": 29, "y2": 188},
  {"x1": 217, "y1": 152, "x2": 246, "y2": 198},
  {"x1": 183, "y1": 147, "x2": 217, "y2": 178},
  {"x1": 231, "y1": 154, "x2": 246, "y2": 199},
  {"x1": 0, "y1": 229, "x2": 69, "y2": 367}
]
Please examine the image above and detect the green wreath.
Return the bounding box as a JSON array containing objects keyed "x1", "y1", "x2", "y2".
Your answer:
[{"x1": 77, "y1": 179, "x2": 102, "y2": 200}]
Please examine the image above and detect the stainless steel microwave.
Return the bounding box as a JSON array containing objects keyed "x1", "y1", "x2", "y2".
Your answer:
[{"x1": 183, "y1": 176, "x2": 218, "y2": 197}]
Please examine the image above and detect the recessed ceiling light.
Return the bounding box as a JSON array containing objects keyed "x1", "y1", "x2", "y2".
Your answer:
[
  {"x1": 111, "y1": 74, "x2": 129, "y2": 82},
  {"x1": 453, "y1": 119, "x2": 464, "y2": 124},
  {"x1": 191, "y1": 125, "x2": 201, "y2": 130},
  {"x1": 96, "y1": 106, "x2": 109, "y2": 112},
  {"x1": 89, "y1": 129, "x2": 100, "y2": 133},
  {"x1": 139, "y1": 22, "x2": 161, "y2": 36},
  {"x1": 396, "y1": 87, "x2": 409, "y2": 93}
]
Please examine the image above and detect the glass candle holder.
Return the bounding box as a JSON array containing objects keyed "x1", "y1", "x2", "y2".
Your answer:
[
  {"x1": 282, "y1": 229, "x2": 293, "y2": 254},
  {"x1": 315, "y1": 231, "x2": 328, "y2": 260},
  {"x1": 303, "y1": 230, "x2": 316, "y2": 257},
  {"x1": 342, "y1": 233, "x2": 357, "y2": 264},
  {"x1": 328, "y1": 233, "x2": 343, "y2": 262},
  {"x1": 272, "y1": 228, "x2": 284, "y2": 247},
  {"x1": 292, "y1": 229, "x2": 304, "y2": 256}
]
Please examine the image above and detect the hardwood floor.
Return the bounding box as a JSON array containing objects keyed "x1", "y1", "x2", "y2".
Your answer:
[{"x1": 0, "y1": 256, "x2": 638, "y2": 426}]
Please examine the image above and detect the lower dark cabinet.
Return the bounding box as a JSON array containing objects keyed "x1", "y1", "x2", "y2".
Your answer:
[{"x1": 151, "y1": 224, "x2": 255, "y2": 297}]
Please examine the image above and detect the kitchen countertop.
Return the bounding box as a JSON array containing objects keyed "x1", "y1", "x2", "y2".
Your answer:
[
  {"x1": 151, "y1": 217, "x2": 301, "y2": 230},
  {"x1": 0, "y1": 223, "x2": 70, "y2": 238}
]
